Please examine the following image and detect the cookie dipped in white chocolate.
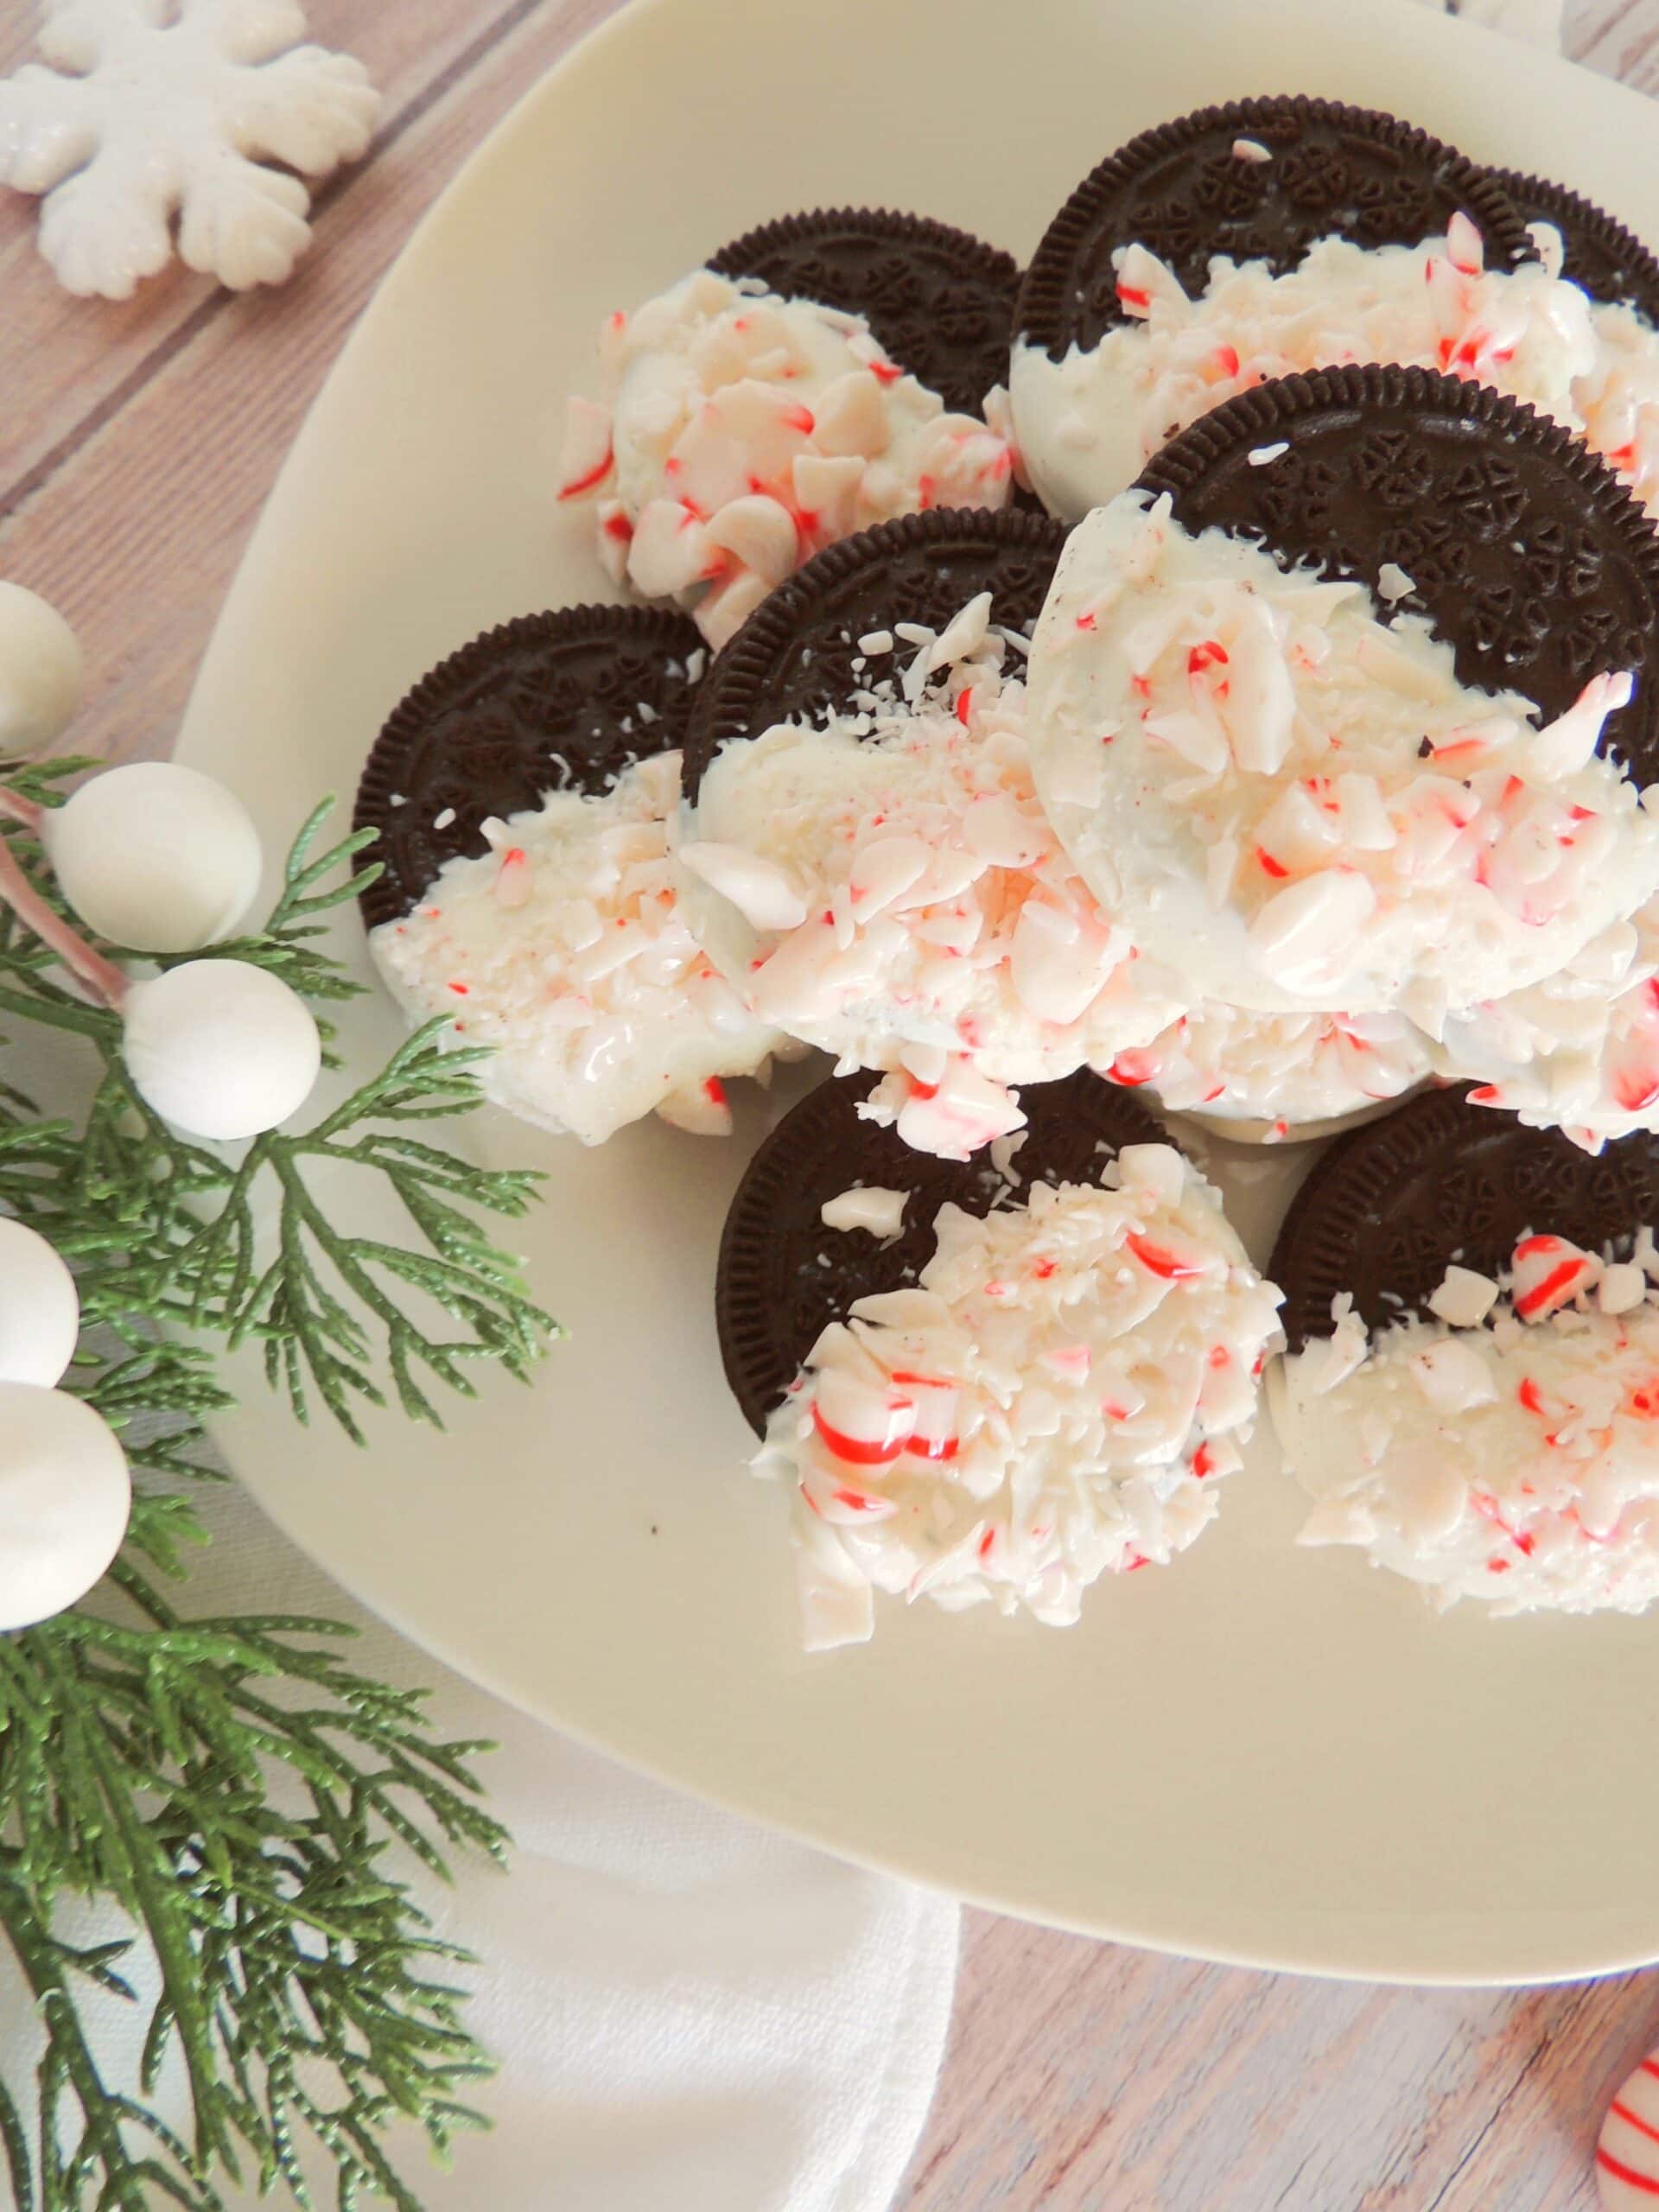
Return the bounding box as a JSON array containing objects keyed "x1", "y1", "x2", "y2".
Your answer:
[
  {"x1": 679, "y1": 598, "x2": 1186, "y2": 1159},
  {"x1": 1027, "y1": 493, "x2": 1659, "y2": 1025},
  {"x1": 371, "y1": 751, "x2": 785, "y2": 1147},
  {"x1": 755, "y1": 1141, "x2": 1283, "y2": 1651},
  {"x1": 1273, "y1": 1238, "x2": 1659, "y2": 1615},
  {"x1": 556, "y1": 270, "x2": 1014, "y2": 649},
  {"x1": 1011, "y1": 217, "x2": 1659, "y2": 523}
]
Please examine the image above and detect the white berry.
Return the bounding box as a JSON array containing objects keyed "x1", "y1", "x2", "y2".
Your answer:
[
  {"x1": 48, "y1": 761, "x2": 264, "y2": 954},
  {"x1": 0, "y1": 581, "x2": 83, "y2": 758},
  {"x1": 0, "y1": 1382, "x2": 130, "y2": 1630},
  {"x1": 0, "y1": 1217, "x2": 79, "y2": 1388},
  {"x1": 123, "y1": 959, "x2": 321, "y2": 1141}
]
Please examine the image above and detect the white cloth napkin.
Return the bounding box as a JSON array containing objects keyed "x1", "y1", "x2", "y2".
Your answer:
[{"x1": 0, "y1": 1466, "x2": 959, "y2": 2212}]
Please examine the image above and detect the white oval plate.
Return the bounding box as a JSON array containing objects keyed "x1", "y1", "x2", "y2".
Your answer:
[{"x1": 178, "y1": 0, "x2": 1659, "y2": 1985}]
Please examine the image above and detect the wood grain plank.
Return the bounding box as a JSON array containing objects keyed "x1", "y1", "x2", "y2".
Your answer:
[
  {"x1": 1566, "y1": 0, "x2": 1659, "y2": 89},
  {"x1": 895, "y1": 1912, "x2": 1659, "y2": 2209},
  {"x1": 0, "y1": 0, "x2": 548, "y2": 502},
  {"x1": 0, "y1": 0, "x2": 626, "y2": 766}
]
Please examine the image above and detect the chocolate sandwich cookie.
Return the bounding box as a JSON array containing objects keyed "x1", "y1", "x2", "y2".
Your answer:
[
  {"x1": 1491, "y1": 168, "x2": 1659, "y2": 322},
  {"x1": 679, "y1": 505, "x2": 1066, "y2": 802},
  {"x1": 717, "y1": 1067, "x2": 1169, "y2": 1432},
  {"x1": 1015, "y1": 95, "x2": 1529, "y2": 362},
  {"x1": 353, "y1": 605, "x2": 702, "y2": 931},
  {"x1": 1268, "y1": 1084, "x2": 1659, "y2": 1353},
  {"x1": 708, "y1": 207, "x2": 1020, "y2": 420},
  {"x1": 1137, "y1": 360, "x2": 1659, "y2": 768}
]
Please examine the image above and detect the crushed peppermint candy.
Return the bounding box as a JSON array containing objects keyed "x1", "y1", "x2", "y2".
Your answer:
[
  {"x1": 1008, "y1": 219, "x2": 1659, "y2": 524},
  {"x1": 820, "y1": 1185, "x2": 906, "y2": 1238},
  {"x1": 1027, "y1": 493, "x2": 1658, "y2": 1027},
  {"x1": 679, "y1": 600, "x2": 1188, "y2": 1159},
  {"x1": 1434, "y1": 898, "x2": 1659, "y2": 1152},
  {"x1": 1102, "y1": 1000, "x2": 1433, "y2": 1128},
  {"x1": 556, "y1": 269, "x2": 1014, "y2": 649},
  {"x1": 369, "y1": 749, "x2": 785, "y2": 1146},
  {"x1": 1274, "y1": 1234, "x2": 1659, "y2": 1615},
  {"x1": 755, "y1": 1146, "x2": 1283, "y2": 1650}
]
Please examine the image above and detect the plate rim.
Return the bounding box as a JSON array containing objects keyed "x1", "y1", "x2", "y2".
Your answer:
[{"x1": 176, "y1": 0, "x2": 1659, "y2": 1986}]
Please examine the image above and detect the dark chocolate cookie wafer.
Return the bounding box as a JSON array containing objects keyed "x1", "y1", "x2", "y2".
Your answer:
[
  {"x1": 1269, "y1": 1084, "x2": 1659, "y2": 1352},
  {"x1": 1137, "y1": 361, "x2": 1659, "y2": 775},
  {"x1": 680, "y1": 506, "x2": 1066, "y2": 802},
  {"x1": 1017, "y1": 96, "x2": 1529, "y2": 359},
  {"x1": 708, "y1": 207, "x2": 1020, "y2": 420},
  {"x1": 719, "y1": 1068, "x2": 1170, "y2": 1432},
  {"x1": 1491, "y1": 168, "x2": 1659, "y2": 322},
  {"x1": 353, "y1": 605, "x2": 702, "y2": 932}
]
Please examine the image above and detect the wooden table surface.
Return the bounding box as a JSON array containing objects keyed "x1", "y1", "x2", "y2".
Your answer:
[{"x1": 3, "y1": 3, "x2": 1659, "y2": 2207}]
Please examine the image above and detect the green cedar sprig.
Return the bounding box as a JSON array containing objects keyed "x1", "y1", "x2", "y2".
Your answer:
[{"x1": 0, "y1": 777, "x2": 556, "y2": 2209}]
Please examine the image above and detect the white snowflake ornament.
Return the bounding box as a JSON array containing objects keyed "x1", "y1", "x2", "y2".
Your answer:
[{"x1": 0, "y1": 0, "x2": 380, "y2": 299}]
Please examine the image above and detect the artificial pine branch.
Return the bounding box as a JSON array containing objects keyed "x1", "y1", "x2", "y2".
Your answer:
[{"x1": 0, "y1": 781, "x2": 551, "y2": 2210}]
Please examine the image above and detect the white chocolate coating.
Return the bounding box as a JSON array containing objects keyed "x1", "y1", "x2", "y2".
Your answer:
[
  {"x1": 557, "y1": 270, "x2": 1014, "y2": 647},
  {"x1": 1433, "y1": 901, "x2": 1659, "y2": 1150},
  {"x1": 0, "y1": 1382, "x2": 130, "y2": 1630},
  {"x1": 0, "y1": 1217, "x2": 79, "y2": 1389},
  {"x1": 48, "y1": 761, "x2": 264, "y2": 953},
  {"x1": 754, "y1": 1145, "x2": 1283, "y2": 1651},
  {"x1": 123, "y1": 958, "x2": 322, "y2": 1141},
  {"x1": 1273, "y1": 1239, "x2": 1659, "y2": 1615},
  {"x1": 371, "y1": 752, "x2": 783, "y2": 1147},
  {"x1": 681, "y1": 604, "x2": 1186, "y2": 1158},
  {"x1": 1027, "y1": 494, "x2": 1659, "y2": 1021},
  {"x1": 1109, "y1": 1001, "x2": 1435, "y2": 1131},
  {"x1": 0, "y1": 581, "x2": 82, "y2": 758},
  {"x1": 1009, "y1": 219, "x2": 1659, "y2": 523}
]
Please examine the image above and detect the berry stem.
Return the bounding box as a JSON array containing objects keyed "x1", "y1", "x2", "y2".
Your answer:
[
  {"x1": 0, "y1": 836, "x2": 128, "y2": 1013},
  {"x1": 0, "y1": 783, "x2": 44, "y2": 836}
]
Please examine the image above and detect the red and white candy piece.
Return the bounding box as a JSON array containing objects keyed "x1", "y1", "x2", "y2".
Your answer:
[
  {"x1": 1598, "y1": 2047, "x2": 1659, "y2": 2207},
  {"x1": 555, "y1": 397, "x2": 613, "y2": 502},
  {"x1": 0, "y1": 581, "x2": 83, "y2": 759},
  {"x1": 893, "y1": 1057, "x2": 1025, "y2": 1160},
  {"x1": 812, "y1": 1365, "x2": 917, "y2": 1465},
  {"x1": 1510, "y1": 1234, "x2": 1600, "y2": 1322},
  {"x1": 656, "y1": 1075, "x2": 733, "y2": 1136}
]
